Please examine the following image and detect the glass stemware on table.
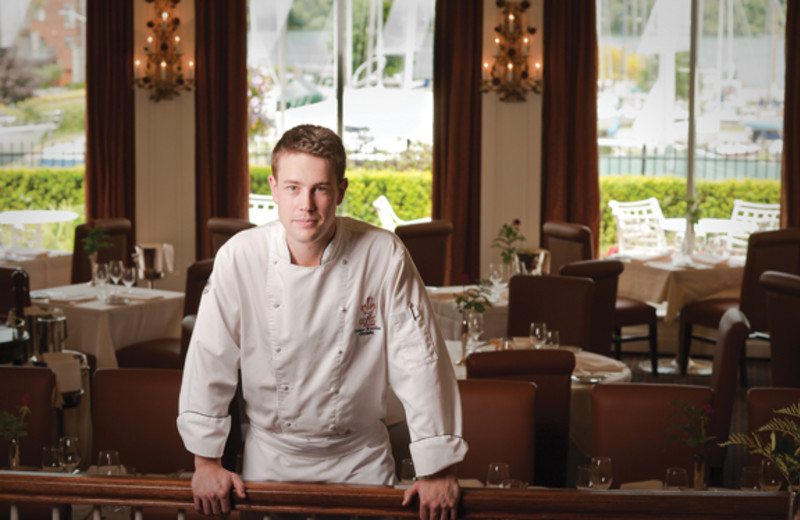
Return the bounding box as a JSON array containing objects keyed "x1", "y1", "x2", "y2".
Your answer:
[
  {"x1": 121, "y1": 266, "x2": 137, "y2": 293},
  {"x1": 530, "y1": 322, "x2": 547, "y2": 349},
  {"x1": 664, "y1": 467, "x2": 689, "y2": 490},
  {"x1": 486, "y1": 462, "x2": 510, "y2": 488},
  {"x1": 58, "y1": 436, "x2": 81, "y2": 473},
  {"x1": 487, "y1": 263, "x2": 508, "y2": 302},
  {"x1": 108, "y1": 260, "x2": 124, "y2": 289},
  {"x1": 467, "y1": 311, "x2": 485, "y2": 354},
  {"x1": 93, "y1": 262, "x2": 110, "y2": 302}
]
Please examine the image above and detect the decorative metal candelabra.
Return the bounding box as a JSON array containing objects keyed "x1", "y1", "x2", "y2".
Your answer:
[
  {"x1": 133, "y1": 0, "x2": 194, "y2": 102},
  {"x1": 481, "y1": 0, "x2": 543, "y2": 102}
]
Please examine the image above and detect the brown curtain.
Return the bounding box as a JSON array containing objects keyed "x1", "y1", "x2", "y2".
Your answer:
[
  {"x1": 540, "y1": 0, "x2": 600, "y2": 256},
  {"x1": 195, "y1": 0, "x2": 250, "y2": 260},
  {"x1": 86, "y1": 0, "x2": 135, "y2": 227},
  {"x1": 432, "y1": 0, "x2": 483, "y2": 283},
  {"x1": 782, "y1": 0, "x2": 799, "y2": 228}
]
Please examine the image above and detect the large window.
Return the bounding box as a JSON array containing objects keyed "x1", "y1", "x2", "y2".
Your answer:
[
  {"x1": 597, "y1": 0, "x2": 786, "y2": 252},
  {"x1": 246, "y1": 0, "x2": 435, "y2": 226}
]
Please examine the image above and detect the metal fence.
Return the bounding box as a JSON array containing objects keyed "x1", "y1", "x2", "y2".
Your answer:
[{"x1": 0, "y1": 139, "x2": 86, "y2": 169}]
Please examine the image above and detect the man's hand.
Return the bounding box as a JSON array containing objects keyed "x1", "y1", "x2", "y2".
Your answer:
[
  {"x1": 402, "y1": 464, "x2": 460, "y2": 520},
  {"x1": 191, "y1": 455, "x2": 246, "y2": 515}
]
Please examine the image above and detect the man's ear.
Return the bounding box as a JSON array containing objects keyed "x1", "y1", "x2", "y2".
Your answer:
[{"x1": 336, "y1": 178, "x2": 349, "y2": 205}]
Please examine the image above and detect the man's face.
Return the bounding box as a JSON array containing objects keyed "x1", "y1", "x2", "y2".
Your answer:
[{"x1": 268, "y1": 152, "x2": 347, "y2": 254}]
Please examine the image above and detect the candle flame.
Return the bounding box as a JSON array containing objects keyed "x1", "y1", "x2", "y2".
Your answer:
[{"x1": 160, "y1": 61, "x2": 167, "y2": 68}]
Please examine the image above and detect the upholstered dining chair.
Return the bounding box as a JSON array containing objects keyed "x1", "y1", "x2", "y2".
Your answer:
[
  {"x1": 560, "y1": 259, "x2": 623, "y2": 358},
  {"x1": 591, "y1": 383, "x2": 714, "y2": 488},
  {"x1": 507, "y1": 274, "x2": 594, "y2": 349},
  {"x1": 541, "y1": 220, "x2": 659, "y2": 372},
  {"x1": 395, "y1": 220, "x2": 453, "y2": 286},
  {"x1": 207, "y1": 217, "x2": 256, "y2": 257},
  {"x1": 746, "y1": 387, "x2": 800, "y2": 468},
  {"x1": 760, "y1": 270, "x2": 800, "y2": 387},
  {"x1": 678, "y1": 228, "x2": 800, "y2": 381},
  {"x1": 0, "y1": 266, "x2": 31, "y2": 365},
  {"x1": 115, "y1": 259, "x2": 214, "y2": 369},
  {"x1": 457, "y1": 379, "x2": 537, "y2": 485},
  {"x1": 467, "y1": 349, "x2": 575, "y2": 488},
  {"x1": 70, "y1": 218, "x2": 133, "y2": 284}
]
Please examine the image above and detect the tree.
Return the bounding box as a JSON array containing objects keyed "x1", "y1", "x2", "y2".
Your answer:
[{"x1": 0, "y1": 48, "x2": 42, "y2": 104}]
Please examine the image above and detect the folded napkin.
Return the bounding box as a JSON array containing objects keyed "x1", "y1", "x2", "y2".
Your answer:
[
  {"x1": 620, "y1": 480, "x2": 664, "y2": 490},
  {"x1": 41, "y1": 352, "x2": 83, "y2": 394},
  {"x1": 573, "y1": 351, "x2": 626, "y2": 376},
  {"x1": 691, "y1": 252, "x2": 728, "y2": 267}
]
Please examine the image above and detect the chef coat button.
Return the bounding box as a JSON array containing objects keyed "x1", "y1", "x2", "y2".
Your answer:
[
  {"x1": 337, "y1": 350, "x2": 343, "y2": 355},
  {"x1": 273, "y1": 303, "x2": 280, "y2": 308},
  {"x1": 273, "y1": 259, "x2": 278, "y2": 265},
  {"x1": 283, "y1": 385, "x2": 289, "y2": 391},
  {"x1": 340, "y1": 306, "x2": 346, "y2": 312},
  {"x1": 275, "y1": 347, "x2": 281, "y2": 353},
  {"x1": 342, "y1": 259, "x2": 348, "y2": 265}
]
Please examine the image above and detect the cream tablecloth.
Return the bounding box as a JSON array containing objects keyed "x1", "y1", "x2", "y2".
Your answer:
[{"x1": 31, "y1": 284, "x2": 184, "y2": 369}]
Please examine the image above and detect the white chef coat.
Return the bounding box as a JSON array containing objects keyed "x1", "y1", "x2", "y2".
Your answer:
[{"x1": 178, "y1": 217, "x2": 467, "y2": 484}]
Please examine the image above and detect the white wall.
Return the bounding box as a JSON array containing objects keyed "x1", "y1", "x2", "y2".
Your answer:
[
  {"x1": 133, "y1": 0, "x2": 196, "y2": 292},
  {"x1": 479, "y1": 0, "x2": 543, "y2": 278}
]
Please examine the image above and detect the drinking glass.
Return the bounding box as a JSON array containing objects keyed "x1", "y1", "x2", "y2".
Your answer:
[
  {"x1": 487, "y1": 263, "x2": 506, "y2": 301},
  {"x1": 467, "y1": 311, "x2": 484, "y2": 352},
  {"x1": 739, "y1": 466, "x2": 762, "y2": 491},
  {"x1": 759, "y1": 459, "x2": 782, "y2": 491},
  {"x1": 590, "y1": 456, "x2": 613, "y2": 490},
  {"x1": 94, "y1": 263, "x2": 109, "y2": 301},
  {"x1": 486, "y1": 462, "x2": 510, "y2": 488},
  {"x1": 97, "y1": 450, "x2": 122, "y2": 476},
  {"x1": 41, "y1": 446, "x2": 62, "y2": 472},
  {"x1": 58, "y1": 436, "x2": 81, "y2": 473},
  {"x1": 576, "y1": 464, "x2": 595, "y2": 490},
  {"x1": 529, "y1": 322, "x2": 547, "y2": 350},
  {"x1": 663, "y1": 467, "x2": 689, "y2": 490},
  {"x1": 109, "y1": 260, "x2": 124, "y2": 286},
  {"x1": 544, "y1": 330, "x2": 560, "y2": 349},
  {"x1": 399, "y1": 458, "x2": 416, "y2": 485},
  {"x1": 121, "y1": 267, "x2": 136, "y2": 293}
]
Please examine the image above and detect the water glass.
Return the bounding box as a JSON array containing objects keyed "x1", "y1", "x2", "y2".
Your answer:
[
  {"x1": 399, "y1": 458, "x2": 415, "y2": 485},
  {"x1": 759, "y1": 459, "x2": 782, "y2": 491},
  {"x1": 486, "y1": 462, "x2": 510, "y2": 488},
  {"x1": 576, "y1": 464, "x2": 595, "y2": 490},
  {"x1": 97, "y1": 449, "x2": 122, "y2": 475},
  {"x1": 529, "y1": 322, "x2": 547, "y2": 349},
  {"x1": 739, "y1": 466, "x2": 762, "y2": 491},
  {"x1": 58, "y1": 436, "x2": 81, "y2": 473},
  {"x1": 41, "y1": 445, "x2": 62, "y2": 472},
  {"x1": 544, "y1": 329, "x2": 560, "y2": 349},
  {"x1": 467, "y1": 311, "x2": 484, "y2": 352},
  {"x1": 590, "y1": 456, "x2": 613, "y2": 490},
  {"x1": 664, "y1": 467, "x2": 689, "y2": 490}
]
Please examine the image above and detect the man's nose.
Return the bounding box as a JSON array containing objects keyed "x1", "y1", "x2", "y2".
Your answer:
[{"x1": 300, "y1": 189, "x2": 316, "y2": 211}]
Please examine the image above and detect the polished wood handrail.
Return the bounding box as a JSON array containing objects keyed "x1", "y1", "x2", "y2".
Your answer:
[{"x1": 0, "y1": 472, "x2": 789, "y2": 519}]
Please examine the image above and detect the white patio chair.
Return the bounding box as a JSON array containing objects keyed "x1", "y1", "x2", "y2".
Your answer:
[
  {"x1": 696, "y1": 199, "x2": 780, "y2": 257},
  {"x1": 249, "y1": 194, "x2": 279, "y2": 225},
  {"x1": 607, "y1": 197, "x2": 685, "y2": 255},
  {"x1": 372, "y1": 195, "x2": 431, "y2": 231}
]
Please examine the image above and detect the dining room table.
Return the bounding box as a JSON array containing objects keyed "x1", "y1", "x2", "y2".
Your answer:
[
  {"x1": 30, "y1": 283, "x2": 184, "y2": 369},
  {"x1": 0, "y1": 246, "x2": 72, "y2": 290},
  {"x1": 427, "y1": 285, "x2": 508, "y2": 340}
]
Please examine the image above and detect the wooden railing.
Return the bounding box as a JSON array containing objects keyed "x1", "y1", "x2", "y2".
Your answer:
[{"x1": 0, "y1": 472, "x2": 789, "y2": 519}]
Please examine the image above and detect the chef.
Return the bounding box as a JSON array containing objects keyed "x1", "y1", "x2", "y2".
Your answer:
[{"x1": 178, "y1": 124, "x2": 467, "y2": 520}]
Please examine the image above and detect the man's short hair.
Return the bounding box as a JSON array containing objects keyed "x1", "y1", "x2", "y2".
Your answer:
[{"x1": 271, "y1": 125, "x2": 347, "y2": 184}]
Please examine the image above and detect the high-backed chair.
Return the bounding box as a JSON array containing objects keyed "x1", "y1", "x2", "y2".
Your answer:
[
  {"x1": 678, "y1": 228, "x2": 800, "y2": 380},
  {"x1": 591, "y1": 383, "x2": 714, "y2": 487},
  {"x1": 395, "y1": 220, "x2": 453, "y2": 286},
  {"x1": 0, "y1": 266, "x2": 31, "y2": 365},
  {"x1": 560, "y1": 259, "x2": 623, "y2": 358},
  {"x1": 541, "y1": 220, "x2": 659, "y2": 371},
  {"x1": 696, "y1": 199, "x2": 781, "y2": 257},
  {"x1": 746, "y1": 387, "x2": 800, "y2": 468},
  {"x1": 507, "y1": 274, "x2": 594, "y2": 349},
  {"x1": 70, "y1": 218, "x2": 133, "y2": 284},
  {"x1": 760, "y1": 270, "x2": 800, "y2": 387},
  {"x1": 208, "y1": 217, "x2": 256, "y2": 257},
  {"x1": 457, "y1": 379, "x2": 537, "y2": 485},
  {"x1": 467, "y1": 349, "x2": 574, "y2": 488},
  {"x1": 707, "y1": 308, "x2": 750, "y2": 486},
  {"x1": 607, "y1": 197, "x2": 684, "y2": 255},
  {"x1": 115, "y1": 259, "x2": 214, "y2": 369}
]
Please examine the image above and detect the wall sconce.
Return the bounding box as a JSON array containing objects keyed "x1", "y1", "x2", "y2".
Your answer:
[
  {"x1": 481, "y1": 0, "x2": 542, "y2": 102},
  {"x1": 133, "y1": 0, "x2": 194, "y2": 102}
]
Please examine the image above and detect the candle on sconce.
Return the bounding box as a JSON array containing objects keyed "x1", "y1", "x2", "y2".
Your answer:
[
  {"x1": 146, "y1": 36, "x2": 153, "y2": 54},
  {"x1": 523, "y1": 37, "x2": 529, "y2": 57},
  {"x1": 494, "y1": 37, "x2": 500, "y2": 57},
  {"x1": 161, "y1": 11, "x2": 168, "y2": 30},
  {"x1": 482, "y1": 62, "x2": 489, "y2": 81},
  {"x1": 535, "y1": 62, "x2": 542, "y2": 81},
  {"x1": 508, "y1": 13, "x2": 515, "y2": 32},
  {"x1": 160, "y1": 60, "x2": 167, "y2": 80},
  {"x1": 174, "y1": 35, "x2": 181, "y2": 54},
  {"x1": 507, "y1": 63, "x2": 513, "y2": 82},
  {"x1": 134, "y1": 59, "x2": 141, "y2": 79},
  {"x1": 188, "y1": 60, "x2": 195, "y2": 80}
]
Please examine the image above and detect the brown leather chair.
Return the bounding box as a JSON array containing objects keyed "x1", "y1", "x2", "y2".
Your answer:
[
  {"x1": 760, "y1": 270, "x2": 800, "y2": 387},
  {"x1": 560, "y1": 259, "x2": 623, "y2": 358},
  {"x1": 115, "y1": 259, "x2": 214, "y2": 368},
  {"x1": 395, "y1": 220, "x2": 453, "y2": 286},
  {"x1": 208, "y1": 217, "x2": 256, "y2": 257},
  {"x1": 71, "y1": 218, "x2": 133, "y2": 284},
  {"x1": 591, "y1": 383, "x2": 714, "y2": 488},
  {"x1": 467, "y1": 349, "x2": 574, "y2": 488},
  {"x1": 746, "y1": 387, "x2": 800, "y2": 468},
  {"x1": 507, "y1": 274, "x2": 594, "y2": 349},
  {"x1": 541, "y1": 220, "x2": 659, "y2": 371},
  {"x1": 707, "y1": 308, "x2": 750, "y2": 486},
  {"x1": 678, "y1": 228, "x2": 800, "y2": 381},
  {"x1": 457, "y1": 379, "x2": 537, "y2": 485},
  {"x1": 0, "y1": 267, "x2": 31, "y2": 364}
]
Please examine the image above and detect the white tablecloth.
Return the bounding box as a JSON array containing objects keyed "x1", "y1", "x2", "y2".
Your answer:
[
  {"x1": 428, "y1": 286, "x2": 508, "y2": 340},
  {"x1": 1, "y1": 247, "x2": 72, "y2": 290},
  {"x1": 31, "y1": 284, "x2": 184, "y2": 369}
]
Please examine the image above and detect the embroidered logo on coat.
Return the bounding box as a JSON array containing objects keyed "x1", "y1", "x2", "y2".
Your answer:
[{"x1": 355, "y1": 296, "x2": 381, "y2": 336}]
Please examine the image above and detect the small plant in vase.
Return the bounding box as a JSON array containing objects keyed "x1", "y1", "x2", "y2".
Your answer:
[
  {"x1": 491, "y1": 219, "x2": 526, "y2": 274},
  {"x1": 664, "y1": 400, "x2": 715, "y2": 490},
  {"x1": 82, "y1": 220, "x2": 113, "y2": 284},
  {"x1": 452, "y1": 277, "x2": 493, "y2": 366},
  {"x1": 1, "y1": 394, "x2": 31, "y2": 470}
]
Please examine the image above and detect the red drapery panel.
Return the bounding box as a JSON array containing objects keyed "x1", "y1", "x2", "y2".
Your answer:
[
  {"x1": 540, "y1": 0, "x2": 600, "y2": 256},
  {"x1": 194, "y1": 0, "x2": 250, "y2": 260},
  {"x1": 432, "y1": 0, "x2": 483, "y2": 283},
  {"x1": 86, "y1": 0, "x2": 135, "y2": 226},
  {"x1": 782, "y1": 0, "x2": 798, "y2": 228}
]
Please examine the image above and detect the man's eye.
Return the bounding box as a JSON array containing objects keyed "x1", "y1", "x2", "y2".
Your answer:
[{"x1": 315, "y1": 186, "x2": 330, "y2": 193}]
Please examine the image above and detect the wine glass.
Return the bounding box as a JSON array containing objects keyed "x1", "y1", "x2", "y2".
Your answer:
[
  {"x1": 58, "y1": 436, "x2": 81, "y2": 474},
  {"x1": 467, "y1": 311, "x2": 484, "y2": 352},
  {"x1": 487, "y1": 263, "x2": 506, "y2": 301},
  {"x1": 97, "y1": 449, "x2": 122, "y2": 476},
  {"x1": 664, "y1": 467, "x2": 689, "y2": 490},
  {"x1": 121, "y1": 267, "x2": 136, "y2": 293},
  {"x1": 486, "y1": 462, "x2": 510, "y2": 488},
  {"x1": 94, "y1": 262, "x2": 109, "y2": 301},
  {"x1": 529, "y1": 322, "x2": 547, "y2": 349},
  {"x1": 544, "y1": 329, "x2": 560, "y2": 349},
  {"x1": 109, "y1": 260, "x2": 124, "y2": 286},
  {"x1": 590, "y1": 456, "x2": 613, "y2": 490}
]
